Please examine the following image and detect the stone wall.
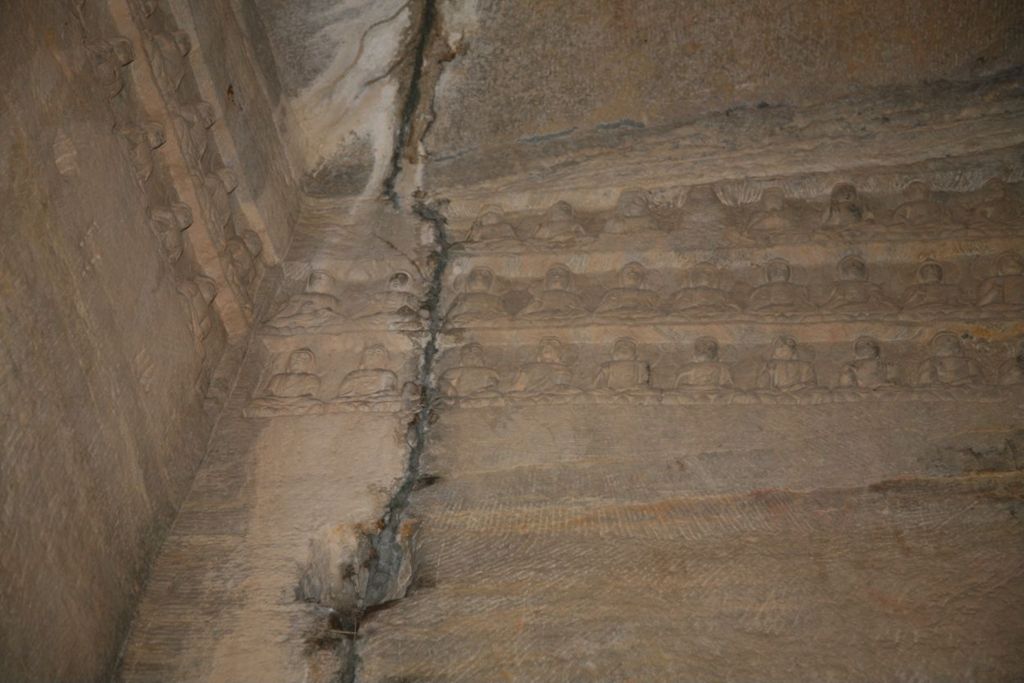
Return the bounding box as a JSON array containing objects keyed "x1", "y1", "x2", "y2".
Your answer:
[{"x1": 0, "y1": 1, "x2": 294, "y2": 680}]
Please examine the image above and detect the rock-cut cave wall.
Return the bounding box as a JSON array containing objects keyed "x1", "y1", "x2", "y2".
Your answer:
[{"x1": 0, "y1": 1, "x2": 294, "y2": 681}]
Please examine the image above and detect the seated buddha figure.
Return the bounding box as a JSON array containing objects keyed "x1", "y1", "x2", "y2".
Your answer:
[
  {"x1": 531, "y1": 201, "x2": 587, "y2": 244},
  {"x1": 510, "y1": 338, "x2": 575, "y2": 394},
  {"x1": 900, "y1": 261, "x2": 964, "y2": 311},
  {"x1": 447, "y1": 267, "x2": 506, "y2": 325},
  {"x1": 350, "y1": 271, "x2": 421, "y2": 321},
  {"x1": 915, "y1": 331, "x2": 984, "y2": 386},
  {"x1": 267, "y1": 270, "x2": 342, "y2": 328},
  {"x1": 675, "y1": 336, "x2": 734, "y2": 389},
  {"x1": 823, "y1": 182, "x2": 871, "y2": 227},
  {"x1": 438, "y1": 343, "x2": 501, "y2": 398},
  {"x1": 892, "y1": 180, "x2": 949, "y2": 226},
  {"x1": 822, "y1": 255, "x2": 897, "y2": 314},
  {"x1": 265, "y1": 348, "x2": 321, "y2": 398},
  {"x1": 972, "y1": 178, "x2": 1021, "y2": 225},
  {"x1": 518, "y1": 264, "x2": 587, "y2": 320},
  {"x1": 593, "y1": 338, "x2": 651, "y2": 392},
  {"x1": 747, "y1": 258, "x2": 812, "y2": 313},
  {"x1": 668, "y1": 262, "x2": 738, "y2": 316},
  {"x1": 681, "y1": 184, "x2": 730, "y2": 232},
  {"x1": 604, "y1": 189, "x2": 656, "y2": 234},
  {"x1": 466, "y1": 206, "x2": 519, "y2": 244},
  {"x1": 977, "y1": 252, "x2": 1024, "y2": 309},
  {"x1": 594, "y1": 262, "x2": 660, "y2": 318},
  {"x1": 746, "y1": 187, "x2": 793, "y2": 235},
  {"x1": 998, "y1": 340, "x2": 1024, "y2": 386},
  {"x1": 336, "y1": 345, "x2": 400, "y2": 400},
  {"x1": 837, "y1": 336, "x2": 897, "y2": 389},
  {"x1": 757, "y1": 336, "x2": 817, "y2": 391}
]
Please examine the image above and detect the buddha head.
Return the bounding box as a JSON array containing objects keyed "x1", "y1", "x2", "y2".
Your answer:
[
  {"x1": 360, "y1": 344, "x2": 389, "y2": 369},
  {"x1": 545, "y1": 264, "x2": 573, "y2": 291},
  {"x1": 536, "y1": 337, "x2": 564, "y2": 364},
  {"x1": 475, "y1": 206, "x2": 505, "y2": 227},
  {"x1": 466, "y1": 267, "x2": 495, "y2": 293},
  {"x1": 830, "y1": 182, "x2": 859, "y2": 208},
  {"x1": 224, "y1": 236, "x2": 253, "y2": 273},
  {"x1": 287, "y1": 348, "x2": 317, "y2": 374},
  {"x1": 460, "y1": 343, "x2": 486, "y2": 367},
  {"x1": 917, "y1": 261, "x2": 944, "y2": 285},
  {"x1": 997, "y1": 251, "x2": 1024, "y2": 276},
  {"x1": 853, "y1": 336, "x2": 881, "y2": 360},
  {"x1": 765, "y1": 258, "x2": 792, "y2": 284},
  {"x1": 689, "y1": 262, "x2": 719, "y2": 288},
  {"x1": 306, "y1": 270, "x2": 335, "y2": 295},
  {"x1": 770, "y1": 335, "x2": 800, "y2": 361},
  {"x1": 760, "y1": 187, "x2": 785, "y2": 212},
  {"x1": 544, "y1": 201, "x2": 575, "y2": 223},
  {"x1": 388, "y1": 271, "x2": 412, "y2": 292},
  {"x1": 929, "y1": 331, "x2": 963, "y2": 358},
  {"x1": 620, "y1": 262, "x2": 647, "y2": 288},
  {"x1": 616, "y1": 189, "x2": 650, "y2": 218},
  {"x1": 693, "y1": 336, "x2": 720, "y2": 363},
  {"x1": 611, "y1": 337, "x2": 638, "y2": 362},
  {"x1": 838, "y1": 255, "x2": 867, "y2": 282},
  {"x1": 902, "y1": 180, "x2": 931, "y2": 203}
]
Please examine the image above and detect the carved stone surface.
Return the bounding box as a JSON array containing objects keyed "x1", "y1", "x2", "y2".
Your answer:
[{"x1": 12, "y1": 4, "x2": 1024, "y2": 683}]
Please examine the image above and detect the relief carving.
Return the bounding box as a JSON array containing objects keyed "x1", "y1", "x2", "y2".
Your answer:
[
  {"x1": 668, "y1": 262, "x2": 738, "y2": 317},
  {"x1": 266, "y1": 270, "x2": 343, "y2": 330},
  {"x1": 466, "y1": 206, "x2": 519, "y2": 245},
  {"x1": 971, "y1": 178, "x2": 1020, "y2": 226},
  {"x1": 594, "y1": 262, "x2": 660, "y2": 319},
  {"x1": 438, "y1": 343, "x2": 501, "y2": 398},
  {"x1": 265, "y1": 349, "x2": 321, "y2": 398},
  {"x1": 604, "y1": 189, "x2": 656, "y2": 234},
  {"x1": 147, "y1": 30, "x2": 192, "y2": 95},
  {"x1": 348, "y1": 271, "x2": 423, "y2": 323},
  {"x1": 681, "y1": 184, "x2": 729, "y2": 231},
  {"x1": 822, "y1": 255, "x2": 897, "y2": 314},
  {"x1": 837, "y1": 336, "x2": 898, "y2": 389},
  {"x1": 448, "y1": 267, "x2": 506, "y2": 325},
  {"x1": 823, "y1": 182, "x2": 872, "y2": 227},
  {"x1": 177, "y1": 276, "x2": 217, "y2": 356},
  {"x1": 115, "y1": 122, "x2": 165, "y2": 182},
  {"x1": 510, "y1": 338, "x2": 577, "y2": 395},
  {"x1": 223, "y1": 230, "x2": 263, "y2": 310},
  {"x1": 675, "y1": 336, "x2": 734, "y2": 389},
  {"x1": 999, "y1": 340, "x2": 1024, "y2": 385},
  {"x1": 593, "y1": 337, "x2": 652, "y2": 392},
  {"x1": 747, "y1": 258, "x2": 812, "y2": 313},
  {"x1": 891, "y1": 180, "x2": 950, "y2": 227},
  {"x1": 756, "y1": 336, "x2": 817, "y2": 391},
  {"x1": 977, "y1": 252, "x2": 1024, "y2": 309},
  {"x1": 175, "y1": 102, "x2": 216, "y2": 171},
  {"x1": 916, "y1": 331, "x2": 985, "y2": 386},
  {"x1": 517, "y1": 264, "x2": 587, "y2": 320},
  {"x1": 148, "y1": 202, "x2": 193, "y2": 262},
  {"x1": 87, "y1": 37, "x2": 134, "y2": 98},
  {"x1": 196, "y1": 168, "x2": 238, "y2": 238},
  {"x1": 336, "y1": 345, "x2": 400, "y2": 400},
  {"x1": 531, "y1": 201, "x2": 588, "y2": 245},
  {"x1": 900, "y1": 260, "x2": 965, "y2": 311},
  {"x1": 744, "y1": 187, "x2": 797, "y2": 238}
]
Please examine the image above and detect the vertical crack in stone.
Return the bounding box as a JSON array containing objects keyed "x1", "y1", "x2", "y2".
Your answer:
[
  {"x1": 338, "y1": 200, "x2": 451, "y2": 683},
  {"x1": 382, "y1": 0, "x2": 456, "y2": 208}
]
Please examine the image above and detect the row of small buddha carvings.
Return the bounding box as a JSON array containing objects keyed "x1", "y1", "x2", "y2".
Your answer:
[
  {"x1": 260, "y1": 252, "x2": 1023, "y2": 335},
  {"x1": 455, "y1": 178, "x2": 1022, "y2": 248},
  {"x1": 445, "y1": 255, "x2": 1023, "y2": 326},
  {"x1": 244, "y1": 333, "x2": 1023, "y2": 417}
]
